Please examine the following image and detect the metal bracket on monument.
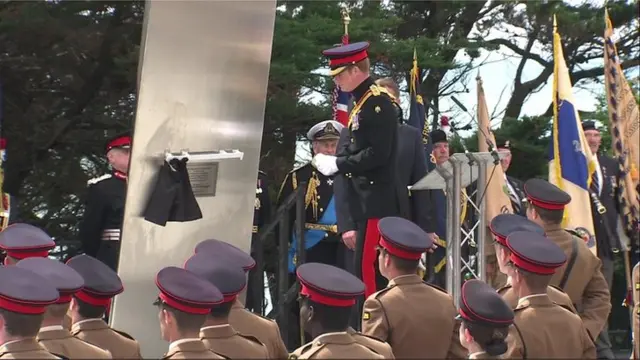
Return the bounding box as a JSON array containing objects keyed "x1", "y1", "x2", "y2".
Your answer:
[{"x1": 164, "y1": 149, "x2": 244, "y2": 163}]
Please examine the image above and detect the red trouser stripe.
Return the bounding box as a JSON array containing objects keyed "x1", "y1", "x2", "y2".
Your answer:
[{"x1": 362, "y1": 218, "x2": 380, "y2": 298}]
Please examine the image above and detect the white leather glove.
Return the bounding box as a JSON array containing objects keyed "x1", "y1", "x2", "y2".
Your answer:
[{"x1": 312, "y1": 153, "x2": 339, "y2": 176}]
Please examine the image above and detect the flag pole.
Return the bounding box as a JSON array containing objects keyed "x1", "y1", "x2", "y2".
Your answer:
[{"x1": 341, "y1": 6, "x2": 350, "y2": 41}]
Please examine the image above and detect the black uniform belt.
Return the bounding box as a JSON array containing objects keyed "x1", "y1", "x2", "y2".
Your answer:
[
  {"x1": 305, "y1": 223, "x2": 338, "y2": 233},
  {"x1": 101, "y1": 229, "x2": 121, "y2": 241}
]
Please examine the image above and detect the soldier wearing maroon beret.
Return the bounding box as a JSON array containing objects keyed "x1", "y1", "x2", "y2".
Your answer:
[
  {"x1": 16, "y1": 257, "x2": 111, "y2": 359},
  {"x1": 502, "y1": 231, "x2": 595, "y2": 358},
  {"x1": 65, "y1": 254, "x2": 142, "y2": 359},
  {"x1": 523, "y1": 178, "x2": 610, "y2": 342},
  {"x1": 154, "y1": 266, "x2": 227, "y2": 359},
  {"x1": 361, "y1": 216, "x2": 466, "y2": 359},
  {"x1": 456, "y1": 280, "x2": 514, "y2": 359},
  {"x1": 77, "y1": 131, "x2": 131, "y2": 271},
  {"x1": 313, "y1": 41, "x2": 400, "y2": 318},
  {"x1": 0, "y1": 266, "x2": 61, "y2": 359},
  {"x1": 184, "y1": 253, "x2": 269, "y2": 359},
  {"x1": 194, "y1": 239, "x2": 288, "y2": 359},
  {"x1": 0, "y1": 223, "x2": 55, "y2": 265}
]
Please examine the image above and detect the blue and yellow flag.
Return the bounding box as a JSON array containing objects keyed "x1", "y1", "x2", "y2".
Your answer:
[
  {"x1": 549, "y1": 16, "x2": 597, "y2": 255},
  {"x1": 407, "y1": 48, "x2": 436, "y2": 172}
]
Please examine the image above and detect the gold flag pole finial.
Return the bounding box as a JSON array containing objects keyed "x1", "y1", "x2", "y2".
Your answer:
[
  {"x1": 553, "y1": 14, "x2": 558, "y2": 33},
  {"x1": 341, "y1": 6, "x2": 351, "y2": 36}
]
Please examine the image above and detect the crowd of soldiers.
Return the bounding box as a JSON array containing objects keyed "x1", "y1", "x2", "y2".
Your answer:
[{"x1": 0, "y1": 38, "x2": 637, "y2": 359}]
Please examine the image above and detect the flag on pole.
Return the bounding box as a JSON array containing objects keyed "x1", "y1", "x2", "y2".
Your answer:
[
  {"x1": 604, "y1": 9, "x2": 640, "y2": 239},
  {"x1": 331, "y1": 33, "x2": 351, "y2": 127},
  {"x1": 549, "y1": 16, "x2": 598, "y2": 255},
  {"x1": 407, "y1": 48, "x2": 435, "y2": 171},
  {"x1": 477, "y1": 74, "x2": 513, "y2": 221}
]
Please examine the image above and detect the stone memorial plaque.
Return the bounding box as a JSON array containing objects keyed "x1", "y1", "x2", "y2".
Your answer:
[{"x1": 187, "y1": 162, "x2": 219, "y2": 197}]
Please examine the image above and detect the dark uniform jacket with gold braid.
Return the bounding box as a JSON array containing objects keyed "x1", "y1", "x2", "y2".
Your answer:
[
  {"x1": 253, "y1": 171, "x2": 271, "y2": 237},
  {"x1": 336, "y1": 77, "x2": 400, "y2": 221},
  {"x1": 277, "y1": 163, "x2": 339, "y2": 272}
]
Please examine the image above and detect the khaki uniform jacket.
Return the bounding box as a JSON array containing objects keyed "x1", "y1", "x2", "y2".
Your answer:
[
  {"x1": 70, "y1": 319, "x2": 142, "y2": 359},
  {"x1": 288, "y1": 332, "x2": 384, "y2": 359},
  {"x1": 0, "y1": 339, "x2": 61, "y2": 359},
  {"x1": 200, "y1": 324, "x2": 269, "y2": 359},
  {"x1": 162, "y1": 339, "x2": 226, "y2": 359},
  {"x1": 497, "y1": 283, "x2": 577, "y2": 313},
  {"x1": 504, "y1": 294, "x2": 596, "y2": 359},
  {"x1": 545, "y1": 224, "x2": 611, "y2": 339},
  {"x1": 632, "y1": 262, "x2": 639, "y2": 360},
  {"x1": 37, "y1": 328, "x2": 112, "y2": 359},
  {"x1": 361, "y1": 274, "x2": 466, "y2": 359},
  {"x1": 229, "y1": 300, "x2": 288, "y2": 359},
  {"x1": 345, "y1": 327, "x2": 394, "y2": 359}
]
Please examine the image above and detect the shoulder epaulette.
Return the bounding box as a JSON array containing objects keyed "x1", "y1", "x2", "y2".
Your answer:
[
  {"x1": 354, "y1": 332, "x2": 386, "y2": 343},
  {"x1": 497, "y1": 283, "x2": 512, "y2": 294},
  {"x1": 238, "y1": 333, "x2": 264, "y2": 346},
  {"x1": 289, "y1": 162, "x2": 311, "y2": 174},
  {"x1": 555, "y1": 303, "x2": 576, "y2": 314},
  {"x1": 87, "y1": 174, "x2": 112, "y2": 186},
  {"x1": 51, "y1": 353, "x2": 70, "y2": 360},
  {"x1": 112, "y1": 328, "x2": 135, "y2": 341},
  {"x1": 289, "y1": 342, "x2": 314, "y2": 359},
  {"x1": 565, "y1": 229, "x2": 582, "y2": 238},
  {"x1": 247, "y1": 310, "x2": 276, "y2": 323},
  {"x1": 548, "y1": 284, "x2": 567, "y2": 293},
  {"x1": 423, "y1": 281, "x2": 448, "y2": 294},
  {"x1": 373, "y1": 284, "x2": 395, "y2": 299}
]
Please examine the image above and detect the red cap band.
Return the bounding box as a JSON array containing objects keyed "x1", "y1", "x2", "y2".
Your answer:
[
  {"x1": 328, "y1": 50, "x2": 368, "y2": 68},
  {"x1": 56, "y1": 294, "x2": 74, "y2": 304},
  {"x1": 0, "y1": 297, "x2": 48, "y2": 315},
  {"x1": 6, "y1": 249, "x2": 51, "y2": 260},
  {"x1": 0, "y1": 138, "x2": 6, "y2": 150},
  {"x1": 300, "y1": 283, "x2": 355, "y2": 307},
  {"x1": 106, "y1": 136, "x2": 131, "y2": 152},
  {"x1": 379, "y1": 237, "x2": 423, "y2": 260},
  {"x1": 158, "y1": 292, "x2": 211, "y2": 315},
  {"x1": 527, "y1": 197, "x2": 566, "y2": 210},
  {"x1": 509, "y1": 252, "x2": 558, "y2": 275},
  {"x1": 74, "y1": 290, "x2": 113, "y2": 307}
]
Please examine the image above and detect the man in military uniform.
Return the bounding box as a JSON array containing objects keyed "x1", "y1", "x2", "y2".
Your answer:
[
  {"x1": 0, "y1": 223, "x2": 55, "y2": 265},
  {"x1": 495, "y1": 138, "x2": 526, "y2": 216},
  {"x1": 277, "y1": 120, "x2": 344, "y2": 271},
  {"x1": 247, "y1": 170, "x2": 271, "y2": 313},
  {"x1": 457, "y1": 280, "x2": 514, "y2": 359},
  {"x1": 184, "y1": 252, "x2": 269, "y2": 359},
  {"x1": 523, "y1": 178, "x2": 611, "y2": 345},
  {"x1": 489, "y1": 214, "x2": 576, "y2": 312},
  {"x1": 65, "y1": 254, "x2": 142, "y2": 359},
  {"x1": 289, "y1": 262, "x2": 387, "y2": 359},
  {"x1": 195, "y1": 239, "x2": 288, "y2": 358},
  {"x1": 362, "y1": 217, "x2": 466, "y2": 359},
  {"x1": 425, "y1": 129, "x2": 452, "y2": 287},
  {"x1": 154, "y1": 266, "x2": 226, "y2": 359},
  {"x1": 312, "y1": 42, "x2": 400, "y2": 303},
  {"x1": 0, "y1": 266, "x2": 62, "y2": 359},
  {"x1": 15, "y1": 257, "x2": 112, "y2": 359},
  {"x1": 78, "y1": 132, "x2": 131, "y2": 271},
  {"x1": 502, "y1": 231, "x2": 596, "y2": 358}
]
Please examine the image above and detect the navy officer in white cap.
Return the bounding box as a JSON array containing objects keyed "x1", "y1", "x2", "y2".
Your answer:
[{"x1": 275, "y1": 119, "x2": 345, "y2": 348}]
